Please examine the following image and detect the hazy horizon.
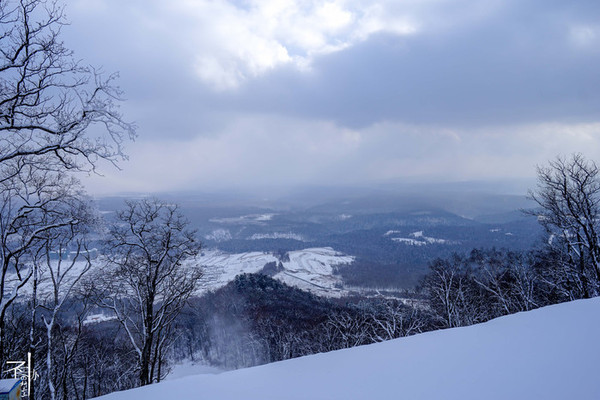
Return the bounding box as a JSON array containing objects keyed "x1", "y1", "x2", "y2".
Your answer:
[{"x1": 89, "y1": 177, "x2": 536, "y2": 200}]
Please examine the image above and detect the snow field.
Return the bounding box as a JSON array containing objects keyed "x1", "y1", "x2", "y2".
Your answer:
[
  {"x1": 387, "y1": 230, "x2": 453, "y2": 246},
  {"x1": 194, "y1": 247, "x2": 354, "y2": 297}
]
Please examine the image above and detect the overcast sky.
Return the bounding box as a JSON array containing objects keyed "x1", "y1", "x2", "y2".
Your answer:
[{"x1": 64, "y1": 0, "x2": 600, "y2": 195}]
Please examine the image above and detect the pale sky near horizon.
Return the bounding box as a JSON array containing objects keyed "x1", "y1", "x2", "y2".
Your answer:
[{"x1": 62, "y1": 0, "x2": 600, "y2": 195}]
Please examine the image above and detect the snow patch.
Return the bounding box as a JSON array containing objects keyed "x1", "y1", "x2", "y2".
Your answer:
[
  {"x1": 391, "y1": 238, "x2": 427, "y2": 246},
  {"x1": 210, "y1": 214, "x2": 275, "y2": 225},
  {"x1": 166, "y1": 360, "x2": 223, "y2": 381},
  {"x1": 195, "y1": 251, "x2": 278, "y2": 294},
  {"x1": 83, "y1": 313, "x2": 117, "y2": 326},
  {"x1": 16, "y1": 260, "x2": 92, "y2": 298},
  {"x1": 193, "y1": 248, "x2": 353, "y2": 298},
  {"x1": 248, "y1": 232, "x2": 305, "y2": 241},
  {"x1": 389, "y1": 231, "x2": 453, "y2": 246},
  {"x1": 204, "y1": 229, "x2": 232, "y2": 242},
  {"x1": 254, "y1": 214, "x2": 274, "y2": 221}
]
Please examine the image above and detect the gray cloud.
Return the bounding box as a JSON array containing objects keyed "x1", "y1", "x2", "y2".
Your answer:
[
  {"x1": 230, "y1": 0, "x2": 600, "y2": 128},
  {"x1": 59, "y1": 0, "x2": 600, "y2": 194}
]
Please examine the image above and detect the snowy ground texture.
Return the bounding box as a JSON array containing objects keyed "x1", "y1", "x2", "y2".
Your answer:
[
  {"x1": 385, "y1": 230, "x2": 455, "y2": 246},
  {"x1": 195, "y1": 247, "x2": 354, "y2": 298},
  {"x1": 94, "y1": 297, "x2": 600, "y2": 400}
]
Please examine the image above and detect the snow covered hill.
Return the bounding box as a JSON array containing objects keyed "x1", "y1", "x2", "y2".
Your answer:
[
  {"x1": 94, "y1": 298, "x2": 600, "y2": 400},
  {"x1": 195, "y1": 247, "x2": 354, "y2": 297}
]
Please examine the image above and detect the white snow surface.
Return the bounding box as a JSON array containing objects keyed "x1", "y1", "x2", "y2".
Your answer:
[
  {"x1": 195, "y1": 251, "x2": 278, "y2": 292},
  {"x1": 209, "y1": 214, "x2": 275, "y2": 224},
  {"x1": 273, "y1": 248, "x2": 353, "y2": 297},
  {"x1": 195, "y1": 247, "x2": 353, "y2": 297},
  {"x1": 388, "y1": 230, "x2": 453, "y2": 245},
  {"x1": 248, "y1": 232, "x2": 305, "y2": 241},
  {"x1": 204, "y1": 229, "x2": 233, "y2": 242},
  {"x1": 14, "y1": 260, "x2": 91, "y2": 298},
  {"x1": 391, "y1": 237, "x2": 427, "y2": 246},
  {"x1": 83, "y1": 313, "x2": 117, "y2": 326},
  {"x1": 95, "y1": 298, "x2": 600, "y2": 400},
  {"x1": 166, "y1": 361, "x2": 223, "y2": 381}
]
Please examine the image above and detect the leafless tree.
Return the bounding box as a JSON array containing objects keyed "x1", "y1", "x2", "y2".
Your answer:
[
  {"x1": 497, "y1": 254, "x2": 539, "y2": 312},
  {"x1": 0, "y1": 161, "x2": 90, "y2": 368},
  {"x1": 1, "y1": 0, "x2": 134, "y2": 379},
  {"x1": 528, "y1": 153, "x2": 600, "y2": 298},
  {"x1": 0, "y1": 0, "x2": 136, "y2": 172},
  {"x1": 36, "y1": 229, "x2": 94, "y2": 400},
  {"x1": 420, "y1": 256, "x2": 488, "y2": 328},
  {"x1": 470, "y1": 250, "x2": 539, "y2": 315},
  {"x1": 21, "y1": 196, "x2": 95, "y2": 400},
  {"x1": 366, "y1": 301, "x2": 426, "y2": 342},
  {"x1": 324, "y1": 310, "x2": 371, "y2": 349},
  {"x1": 93, "y1": 199, "x2": 202, "y2": 386}
]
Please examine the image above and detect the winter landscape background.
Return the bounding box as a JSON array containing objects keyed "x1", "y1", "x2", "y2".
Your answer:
[{"x1": 1, "y1": 0, "x2": 599, "y2": 399}]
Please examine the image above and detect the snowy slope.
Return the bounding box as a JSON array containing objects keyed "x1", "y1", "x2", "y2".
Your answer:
[
  {"x1": 195, "y1": 250, "x2": 278, "y2": 292},
  {"x1": 385, "y1": 230, "x2": 455, "y2": 246},
  {"x1": 13, "y1": 248, "x2": 353, "y2": 309},
  {"x1": 274, "y1": 248, "x2": 354, "y2": 297},
  {"x1": 14, "y1": 260, "x2": 90, "y2": 298},
  {"x1": 195, "y1": 247, "x2": 353, "y2": 297},
  {"x1": 94, "y1": 298, "x2": 600, "y2": 400}
]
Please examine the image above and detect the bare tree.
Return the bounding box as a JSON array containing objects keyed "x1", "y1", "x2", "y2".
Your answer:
[
  {"x1": 36, "y1": 227, "x2": 94, "y2": 400},
  {"x1": 0, "y1": 3, "x2": 135, "y2": 393},
  {"x1": 324, "y1": 310, "x2": 371, "y2": 349},
  {"x1": 0, "y1": 2, "x2": 139, "y2": 396},
  {"x1": 94, "y1": 199, "x2": 202, "y2": 386},
  {"x1": 420, "y1": 256, "x2": 488, "y2": 328},
  {"x1": 0, "y1": 0, "x2": 136, "y2": 172},
  {"x1": 469, "y1": 249, "x2": 540, "y2": 315},
  {"x1": 495, "y1": 253, "x2": 539, "y2": 312},
  {"x1": 366, "y1": 301, "x2": 426, "y2": 342},
  {"x1": 22, "y1": 199, "x2": 95, "y2": 400},
  {"x1": 0, "y1": 161, "x2": 90, "y2": 367},
  {"x1": 528, "y1": 153, "x2": 600, "y2": 298}
]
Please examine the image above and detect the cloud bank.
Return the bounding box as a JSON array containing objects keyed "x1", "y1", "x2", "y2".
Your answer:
[{"x1": 64, "y1": 0, "x2": 600, "y2": 194}]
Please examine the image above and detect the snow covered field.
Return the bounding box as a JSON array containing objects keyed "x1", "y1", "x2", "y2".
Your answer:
[
  {"x1": 94, "y1": 297, "x2": 600, "y2": 399},
  {"x1": 209, "y1": 214, "x2": 275, "y2": 224},
  {"x1": 195, "y1": 250, "x2": 277, "y2": 292},
  {"x1": 11, "y1": 247, "x2": 353, "y2": 306},
  {"x1": 248, "y1": 232, "x2": 305, "y2": 241},
  {"x1": 386, "y1": 230, "x2": 455, "y2": 246},
  {"x1": 14, "y1": 259, "x2": 91, "y2": 298},
  {"x1": 195, "y1": 247, "x2": 354, "y2": 297}
]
